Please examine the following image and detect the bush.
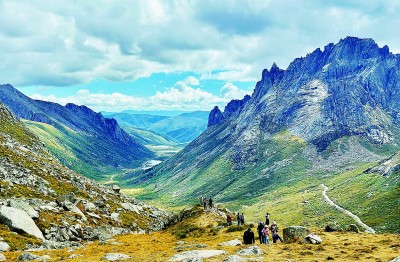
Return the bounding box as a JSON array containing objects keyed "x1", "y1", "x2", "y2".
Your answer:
[{"x1": 226, "y1": 225, "x2": 245, "y2": 232}]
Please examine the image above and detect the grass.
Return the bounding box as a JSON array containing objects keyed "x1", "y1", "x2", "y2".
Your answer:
[{"x1": 2, "y1": 209, "x2": 400, "y2": 261}]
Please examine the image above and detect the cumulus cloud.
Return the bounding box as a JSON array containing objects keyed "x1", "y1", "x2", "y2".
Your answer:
[
  {"x1": 30, "y1": 77, "x2": 249, "y2": 112},
  {"x1": 0, "y1": 0, "x2": 399, "y2": 87}
]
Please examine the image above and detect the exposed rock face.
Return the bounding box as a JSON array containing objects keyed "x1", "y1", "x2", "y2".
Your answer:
[
  {"x1": 304, "y1": 234, "x2": 322, "y2": 244},
  {"x1": 236, "y1": 246, "x2": 263, "y2": 256},
  {"x1": 0, "y1": 206, "x2": 44, "y2": 240},
  {"x1": 283, "y1": 226, "x2": 310, "y2": 244},
  {"x1": 207, "y1": 95, "x2": 251, "y2": 127},
  {"x1": 102, "y1": 253, "x2": 131, "y2": 261}
]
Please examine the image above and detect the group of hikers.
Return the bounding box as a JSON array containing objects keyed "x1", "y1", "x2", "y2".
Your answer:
[
  {"x1": 199, "y1": 196, "x2": 213, "y2": 209},
  {"x1": 199, "y1": 197, "x2": 283, "y2": 245},
  {"x1": 242, "y1": 212, "x2": 284, "y2": 245}
]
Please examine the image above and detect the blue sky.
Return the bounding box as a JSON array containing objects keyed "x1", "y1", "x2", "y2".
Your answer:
[{"x1": 1, "y1": 0, "x2": 399, "y2": 112}]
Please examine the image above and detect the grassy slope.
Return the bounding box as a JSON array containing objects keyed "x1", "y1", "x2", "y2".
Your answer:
[
  {"x1": 125, "y1": 131, "x2": 400, "y2": 233},
  {"x1": 123, "y1": 126, "x2": 176, "y2": 146},
  {"x1": 3, "y1": 208, "x2": 400, "y2": 261}
]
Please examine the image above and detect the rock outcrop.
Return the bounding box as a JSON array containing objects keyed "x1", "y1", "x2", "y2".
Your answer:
[{"x1": 282, "y1": 226, "x2": 310, "y2": 244}]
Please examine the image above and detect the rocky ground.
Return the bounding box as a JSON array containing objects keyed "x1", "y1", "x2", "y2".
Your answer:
[{"x1": 1, "y1": 206, "x2": 399, "y2": 261}]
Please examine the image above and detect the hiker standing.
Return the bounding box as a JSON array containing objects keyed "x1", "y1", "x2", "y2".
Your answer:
[
  {"x1": 237, "y1": 212, "x2": 241, "y2": 226},
  {"x1": 203, "y1": 197, "x2": 207, "y2": 209},
  {"x1": 270, "y1": 221, "x2": 284, "y2": 243},
  {"x1": 243, "y1": 228, "x2": 255, "y2": 244},
  {"x1": 265, "y1": 212, "x2": 270, "y2": 225},
  {"x1": 257, "y1": 221, "x2": 265, "y2": 244},
  {"x1": 208, "y1": 197, "x2": 213, "y2": 209},
  {"x1": 200, "y1": 196, "x2": 203, "y2": 206},
  {"x1": 240, "y1": 213, "x2": 245, "y2": 225},
  {"x1": 227, "y1": 213, "x2": 232, "y2": 226},
  {"x1": 262, "y1": 224, "x2": 270, "y2": 245}
]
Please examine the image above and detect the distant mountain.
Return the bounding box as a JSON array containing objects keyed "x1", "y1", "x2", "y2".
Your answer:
[
  {"x1": 107, "y1": 111, "x2": 209, "y2": 144},
  {"x1": 0, "y1": 84, "x2": 154, "y2": 180},
  {"x1": 0, "y1": 101, "x2": 170, "y2": 250},
  {"x1": 127, "y1": 37, "x2": 400, "y2": 233}
]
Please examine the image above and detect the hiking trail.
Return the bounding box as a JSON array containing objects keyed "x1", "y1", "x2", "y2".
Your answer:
[{"x1": 321, "y1": 184, "x2": 375, "y2": 234}]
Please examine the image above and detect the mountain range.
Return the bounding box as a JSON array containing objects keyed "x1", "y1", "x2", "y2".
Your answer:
[
  {"x1": 125, "y1": 37, "x2": 400, "y2": 233},
  {"x1": 103, "y1": 111, "x2": 209, "y2": 144},
  {"x1": 0, "y1": 85, "x2": 154, "y2": 180}
]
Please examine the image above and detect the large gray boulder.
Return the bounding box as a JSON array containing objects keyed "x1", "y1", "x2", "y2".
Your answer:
[
  {"x1": 282, "y1": 226, "x2": 310, "y2": 244},
  {"x1": 9, "y1": 199, "x2": 39, "y2": 219},
  {"x1": 0, "y1": 241, "x2": 10, "y2": 251},
  {"x1": 18, "y1": 252, "x2": 41, "y2": 261},
  {"x1": 170, "y1": 250, "x2": 227, "y2": 261},
  {"x1": 59, "y1": 199, "x2": 87, "y2": 221},
  {"x1": 304, "y1": 234, "x2": 322, "y2": 244},
  {"x1": 347, "y1": 224, "x2": 359, "y2": 233},
  {"x1": 390, "y1": 257, "x2": 400, "y2": 262},
  {"x1": 218, "y1": 239, "x2": 242, "y2": 246},
  {"x1": 102, "y1": 253, "x2": 131, "y2": 261},
  {"x1": 237, "y1": 246, "x2": 263, "y2": 256},
  {"x1": 0, "y1": 206, "x2": 44, "y2": 240}
]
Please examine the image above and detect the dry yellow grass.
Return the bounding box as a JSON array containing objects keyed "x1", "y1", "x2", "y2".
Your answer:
[{"x1": 3, "y1": 210, "x2": 400, "y2": 261}]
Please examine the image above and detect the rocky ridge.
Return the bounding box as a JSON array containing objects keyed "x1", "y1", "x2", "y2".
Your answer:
[{"x1": 0, "y1": 102, "x2": 172, "y2": 251}]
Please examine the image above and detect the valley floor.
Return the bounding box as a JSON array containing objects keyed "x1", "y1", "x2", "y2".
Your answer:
[{"x1": 3, "y1": 210, "x2": 399, "y2": 261}]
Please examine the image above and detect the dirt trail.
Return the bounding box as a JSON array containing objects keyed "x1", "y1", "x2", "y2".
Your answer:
[{"x1": 321, "y1": 184, "x2": 376, "y2": 234}]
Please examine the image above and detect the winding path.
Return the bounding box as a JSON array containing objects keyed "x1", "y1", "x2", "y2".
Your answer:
[{"x1": 321, "y1": 184, "x2": 375, "y2": 234}]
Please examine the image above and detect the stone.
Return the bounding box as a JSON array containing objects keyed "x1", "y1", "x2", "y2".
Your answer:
[
  {"x1": 304, "y1": 234, "x2": 322, "y2": 244},
  {"x1": 237, "y1": 246, "x2": 264, "y2": 256},
  {"x1": 0, "y1": 241, "x2": 10, "y2": 252},
  {"x1": 68, "y1": 254, "x2": 83, "y2": 259},
  {"x1": 222, "y1": 256, "x2": 262, "y2": 262},
  {"x1": 9, "y1": 199, "x2": 39, "y2": 219},
  {"x1": 0, "y1": 253, "x2": 6, "y2": 261},
  {"x1": 173, "y1": 244, "x2": 208, "y2": 251},
  {"x1": 112, "y1": 185, "x2": 120, "y2": 194},
  {"x1": 282, "y1": 226, "x2": 310, "y2": 244},
  {"x1": 170, "y1": 250, "x2": 227, "y2": 261},
  {"x1": 120, "y1": 203, "x2": 141, "y2": 214},
  {"x1": 60, "y1": 200, "x2": 87, "y2": 221},
  {"x1": 347, "y1": 224, "x2": 359, "y2": 233},
  {"x1": 218, "y1": 239, "x2": 242, "y2": 246},
  {"x1": 102, "y1": 253, "x2": 131, "y2": 261},
  {"x1": 40, "y1": 255, "x2": 51, "y2": 261},
  {"x1": 18, "y1": 252, "x2": 41, "y2": 260},
  {"x1": 389, "y1": 257, "x2": 400, "y2": 262},
  {"x1": 0, "y1": 206, "x2": 44, "y2": 240}
]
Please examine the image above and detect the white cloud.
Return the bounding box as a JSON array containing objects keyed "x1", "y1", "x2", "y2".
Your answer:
[
  {"x1": 0, "y1": 0, "x2": 399, "y2": 87},
  {"x1": 30, "y1": 78, "x2": 251, "y2": 112}
]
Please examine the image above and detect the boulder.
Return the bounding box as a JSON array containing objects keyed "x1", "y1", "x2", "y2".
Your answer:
[
  {"x1": 0, "y1": 206, "x2": 44, "y2": 240},
  {"x1": 18, "y1": 252, "x2": 41, "y2": 261},
  {"x1": 222, "y1": 255, "x2": 262, "y2": 261},
  {"x1": 237, "y1": 246, "x2": 263, "y2": 256},
  {"x1": 0, "y1": 241, "x2": 10, "y2": 252},
  {"x1": 9, "y1": 199, "x2": 39, "y2": 219},
  {"x1": 218, "y1": 239, "x2": 242, "y2": 246},
  {"x1": 347, "y1": 224, "x2": 359, "y2": 233},
  {"x1": 0, "y1": 253, "x2": 6, "y2": 261},
  {"x1": 102, "y1": 253, "x2": 131, "y2": 261},
  {"x1": 56, "y1": 193, "x2": 76, "y2": 206},
  {"x1": 390, "y1": 257, "x2": 400, "y2": 262},
  {"x1": 170, "y1": 250, "x2": 227, "y2": 261},
  {"x1": 304, "y1": 234, "x2": 322, "y2": 244},
  {"x1": 282, "y1": 226, "x2": 310, "y2": 244},
  {"x1": 120, "y1": 202, "x2": 141, "y2": 214},
  {"x1": 60, "y1": 200, "x2": 87, "y2": 221}
]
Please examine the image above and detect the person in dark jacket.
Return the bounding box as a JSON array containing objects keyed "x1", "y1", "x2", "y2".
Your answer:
[
  {"x1": 208, "y1": 197, "x2": 213, "y2": 209},
  {"x1": 243, "y1": 228, "x2": 255, "y2": 244},
  {"x1": 257, "y1": 221, "x2": 265, "y2": 244}
]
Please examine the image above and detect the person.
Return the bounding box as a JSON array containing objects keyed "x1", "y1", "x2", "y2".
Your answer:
[
  {"x1": 237, "y1": 212, "x2": 241, "y2": 226},
  {"x1": 265, "y1": 212, "x2": 270, "y2": 225},
  {"x1": 257, "y1": 221, "x2": 265, "y2": 244},
  {"x1": 243, "y1": 228, "x2": 255, "y2": 244},
  {"x1": 227, "y1": 213, "x2": 232, "y2": 226},
  {"x1": 262, "y1": 224, "x2": 270, "y2": 245},
  {"x1": 240, "y1": 213, "x2": 245, "y2": 225},
  {"x1": 200, "y1": 196, "x2": 203, "y2": 206},
  {"x1": 208, "y1": 197, "x2": 213, "y2": 209},
  {"x1": 325, "y1": 224, "x2": 336, "y2": 232},
  {"x1": 270, "y1": 221, "x2": 284, "y2": 243},
  {"x1": 203, "y1": 197, "x2": 207, "y2": 209}
]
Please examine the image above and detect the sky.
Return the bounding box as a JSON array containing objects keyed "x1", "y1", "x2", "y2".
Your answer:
[{"x1": 1, "y1": 0, "x2": 399, "y2": 112}]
